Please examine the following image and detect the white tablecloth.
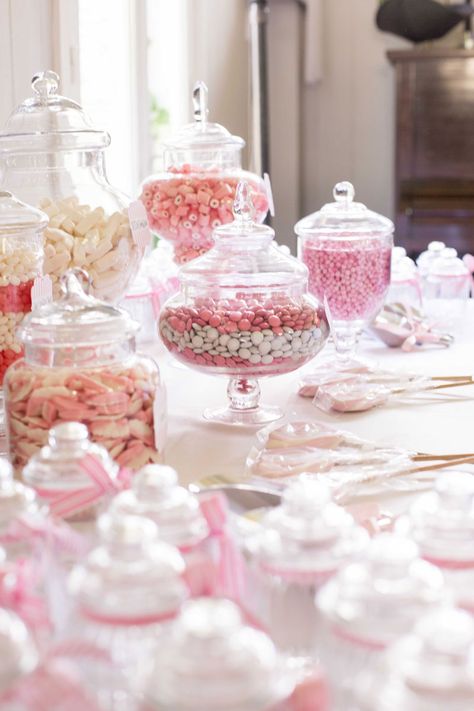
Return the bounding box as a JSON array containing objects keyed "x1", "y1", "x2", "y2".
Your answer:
[{"x1": 149, "y1": 303, "x2": 474, "y2": 517}]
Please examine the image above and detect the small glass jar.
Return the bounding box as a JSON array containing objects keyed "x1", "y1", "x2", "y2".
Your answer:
[
  {"x1": 159, "y1": 182, "x2": 329, "y2": 425},
  {"x1": 397, "y1": 472, "x2": 474, "y2": 614},
  {"x1": 416, "y1": 240, "x2": 445, "y2": 279},
  {"x1": 0, "y1": 192, "x2": 47, "y2": 389},
  {"x1": 355, "y1": 609, "x2": 474, "y2": 711},
  {"x1": 296, "y1": 181, "x2": 393, "y2": 360},
  {"x1": 22, "y1": 422, "x2": 119, "y2": 524},
  {"x1": 4, "y1": 270, "x2": 165, "y2": 471},
  {"x1": 387, "y1": 251, "x2": 422, "y2": 309},
  {"x1": 138, "y1": 598, "x2": 293, "y2": 711},
  {"x1": 423, "y1": 247, "x2": 471, "y2": 332},
  {"x1": 0, "y1": 458, "x2": 42, "y2": 561},
  {"x1": 316, "y1": 534, "x2": 446, "y2": 711},
  {"x1": 67, "y1": 512, "x2": 187, "y2": 678},
  {"x1": 243, "y1": 477, "x2": 368, "y2": 663},
  {"x1": 140, "y1": 81, "x2": 268, "y2": 265},
  {"x1": 0, "y1": 70, "x2": 147, "y2": 302},
  {"x1": 0, "y1": 608, "x2": 38, "y2": 700}
]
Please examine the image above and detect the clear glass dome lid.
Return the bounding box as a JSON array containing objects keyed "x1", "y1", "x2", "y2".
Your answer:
[
  {"x1": 0, "y1": 70, "x2": 110, "y2": 153},
  {"x1": 429, "y1": 248, "x2": 470, "y2": 277},
  {"x1": 317, "y1": 535, "x2": 445, "y2": 642},
  {"x1": 68, "y1": 512, "x2": 187, "y2": 622},
  {"x1": 0, "y1": 458, "x2": 41, "y2": 531},
  {"x1": 110, "y1": 465, "x2": 209, "y2": 550},
  {"x1": 163, "y1": 81, "x2": 245, "y2": 155},
  {"x1": 18, "y1": 269, "x2": 139, "y2": 348},
  {"x1": 295, "y1": 181, "x2": 394, "y2": 238},
  {"x1": 0, "y1": 191, "x2": 48, "y2": 231},
  {"x1": 179, "y1": 181, "x2": 307, "y2": 288},
  {"x1": 0, "y1": 609, "x2": 38, "y2": 694},
  {"x1": 404, "y1": 472, "x2": 474, "y2": 563},
  {"x1": 141, "y1": 598, "x2": 292, "y2": 711},
  {"x1": 251, "y1": 476, "x2": 368, "y2": 574}
]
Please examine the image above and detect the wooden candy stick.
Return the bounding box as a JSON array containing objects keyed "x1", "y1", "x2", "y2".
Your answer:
[{"x1": 413, "y1": 452, "x2": 474, "y2": 462}]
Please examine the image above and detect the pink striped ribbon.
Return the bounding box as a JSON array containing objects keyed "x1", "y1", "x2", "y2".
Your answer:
[
  {"x1": 0, "y1": 558, "x2": 50, "y2": 631},
  {"x1": 0, "y1": 513, "x2": 88, "y2": 557}
]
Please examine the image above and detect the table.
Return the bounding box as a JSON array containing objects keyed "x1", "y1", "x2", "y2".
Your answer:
[{"x1": 152, "y1": 303, "x2": 474, "y2": 517}]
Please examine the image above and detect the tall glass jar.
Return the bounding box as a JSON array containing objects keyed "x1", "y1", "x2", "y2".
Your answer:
[
  {"x1": 316, "y1": 534, "x2": 445, "y2": 711},
  {"x1": 296, "y1": 181, "x2": 393, "y2": 360},
  {"x1": 140, "y1": 81, "x2": 268, "y2": 265},
  {"x1": 159, "y1": 182, "x2": 329, "y2": 425},
  {"x1": 243, "y1": 477, "x2": 368, "y2": 664},
  {"x1": 0, "y1": 70, "x2": 148, "y2": 302},
  {"x1": 4, "y1": 270, "x2": 165, "y2": 471}
]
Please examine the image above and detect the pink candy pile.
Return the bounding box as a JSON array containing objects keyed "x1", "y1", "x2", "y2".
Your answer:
[
  {"x1": 159, "y1": 296, "x2": 329, "y2": 376},
  {"x1": 301, "y1": 239, "x2": 391, "y2": 321},
  {"x1": 140, "y1": 165, "x2": 268, "y2": 263}
]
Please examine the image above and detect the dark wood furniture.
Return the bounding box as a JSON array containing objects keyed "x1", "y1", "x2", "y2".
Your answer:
[{"x1": 388, "y1": 48, "x2": 474, "y2": 256}]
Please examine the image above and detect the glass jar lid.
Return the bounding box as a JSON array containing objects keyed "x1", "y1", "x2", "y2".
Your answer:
[
  {"x1": 163, "y1": 81, "x2": 244, "y2": 154},
  {"x1": 0, "y1": 191, "x2": 48, "y2": 232},
  {"x1": 428, "y1": 248, "x2": 470, "y2": 278},
  {"x1": 0, "y1": 71, "x2": 109, "y2": 153},
  {"x1": 317, "y1": 535, "x2": 445, "y2": 646},
  {"x1": 295, "y1": 181, "x2": 394, "y2": 238},
  {"x1": 110, "y1": 465, "x2": 209, "y2": 550},
  {"x1": 18, "y1": 269, "x2": 139, "y2": 348},
  {"x1": 68, "y1": 512, "x2": 187, "y2": 622},
  {"x1": 0, "y1": 458, "x2": 40, "y2": 533},
  {"x1": 250, "y1": 476, "x2": 368, "y2": 575},
  {"x1": 0, "y1": 609, "x2": 38, "y2": 694},
  {"x1": 179, "y1": 181, "x2": 308, "y2": 289},
  {"x1": 141, "y1": 598, "x2": 292, "y2": 711}
]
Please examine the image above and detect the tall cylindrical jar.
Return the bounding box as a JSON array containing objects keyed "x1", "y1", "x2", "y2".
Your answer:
[
  {"x1": 0, "y1": 70, "x2": 149, "y2": 302},
  {"x1": 4, "y1": 270, "x2": 166, "y2": 471}
]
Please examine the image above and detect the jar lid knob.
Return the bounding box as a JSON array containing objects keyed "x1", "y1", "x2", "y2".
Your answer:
[
  {"x1": 31, "y1": 70, "x2": 60, "y2": 101},
  {"x1": 233, "y1": 180, "x2": 256, "y2": 223},
  {"x1": 333, "y1": 181, "x2": 355, "y2": 205},
  {"x1": 60, "y1": 268, "x2": 92, "y2": 298},
  {"x1": 193, "y1": 80, "x2": 209, "y2": 125}
]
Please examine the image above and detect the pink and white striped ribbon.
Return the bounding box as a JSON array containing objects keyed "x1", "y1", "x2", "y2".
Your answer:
[
  {"x1": 0, "y1": 559, "x2": 50, "y2": 631},
  {"x1": 0, "y1": 513, "x2": 88, "y2": 557}
]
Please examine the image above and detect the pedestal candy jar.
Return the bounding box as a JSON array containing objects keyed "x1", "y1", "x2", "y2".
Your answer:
[
  {"x1": 0, "y1": 192, "x2": 47, "y2": 388},
  {"x1": 316, "y1": 534, "x2": 445, "y2": 711},
  {"x1": 139, "y1": 81, "x2": 268, "y2": 265},
  {"x1": 4, "y1": 270, "x2": 165, "y2": 471},
  {"x1": 0, "y1": 70, "x2": 148, "y2": 302},
  {"x1": 296, "y1": 181, "x2": 393, "y2": 360},
  {"x1": 159, "y1": 182, "x2": 329, "y2": 425}
]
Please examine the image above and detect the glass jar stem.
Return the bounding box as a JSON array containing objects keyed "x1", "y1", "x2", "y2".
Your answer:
[
  {"x1": 227, "y1": 378, "x2": 261, "y2": 411},
  {"x1": 332, "y1": 323, "x2": 361, "y2": 363}
]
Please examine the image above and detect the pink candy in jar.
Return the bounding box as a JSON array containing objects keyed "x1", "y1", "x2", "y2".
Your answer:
[
  {"x1": 139, "y1": 81, "x2": 268, "y2": 264},
  {"x1": 159, "y1": 181, "x2": 329, "y2": 425},
  {"x1": 4, "y1": 270, "x2": 166, "y2": 471},
  {"x1": 296, "y1": 182, "x2": 393, "y2": 360}
]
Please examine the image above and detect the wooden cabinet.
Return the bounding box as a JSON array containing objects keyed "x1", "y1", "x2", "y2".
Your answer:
[{"x1": 388, "y1": 48, "x2": 474, "y2": 256}]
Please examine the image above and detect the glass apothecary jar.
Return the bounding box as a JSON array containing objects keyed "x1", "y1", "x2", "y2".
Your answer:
[
  {"x1": 296, "y1": 181, "x2": 393, "y2": 360},
  {"x1": 4, "y1": 270, "x2": 165, "y2": 471},
  {"x1": 159, "y1": 182, "x2": 329, "y2": 425},
  {"x1": 0, "y1": 70, "x2": 148, "y2": 302},
  {"x1": 140, "y1": 81, "x2": 268, "y2": 265}
]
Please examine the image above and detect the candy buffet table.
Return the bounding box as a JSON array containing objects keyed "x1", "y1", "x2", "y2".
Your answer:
[{"x1": 154, "y1": 304, "x2": 474, "y2": 515}]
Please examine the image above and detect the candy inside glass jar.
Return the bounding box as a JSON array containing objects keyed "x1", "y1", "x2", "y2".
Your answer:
[
  {"x1": 296, "y1": 181, "x2": 393, "y2": 361},
  {"x1": 0, "y1": 70, "x2": 147, "y2": 302},
  {"x1": 159, "y1": 182, "x2": 329, "y2": 425},
  {"x1": 4, "y1": 269, "x2": 165, "y2": 471},
  {"x1": 140, "y1": 81, "x2": 268, "y2": 265}
]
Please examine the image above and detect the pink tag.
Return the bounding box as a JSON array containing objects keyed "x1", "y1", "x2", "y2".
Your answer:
[
  {"x1": 263, "y1": 172, "x2": 275, "y2": 217},
  {"x1": 31, "y1": 275, "x2": 53, "y2": 308},
  {"x1": 128, "y1": 200, "x2": 152, "y2": 251}
]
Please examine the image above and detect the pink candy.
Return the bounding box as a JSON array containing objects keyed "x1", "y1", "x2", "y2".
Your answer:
[
  {"x1": 301, "y1": 239, "x2": 391, "y2": 321},
  {"x1": 140, "y1": 165, "x2": 269, "y2": 264}
]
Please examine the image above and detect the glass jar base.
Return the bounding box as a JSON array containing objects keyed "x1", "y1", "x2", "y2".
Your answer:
[{"x1": 203, "y1": 403, "x2": 283, "y2": 427}]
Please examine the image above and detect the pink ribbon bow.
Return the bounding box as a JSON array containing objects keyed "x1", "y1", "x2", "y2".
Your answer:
[
  {"x1": 41, "y1": 454, "x2": 133, "y2": 520},
  {"x1": 0, "y1": 559, "x2": 50, "y2": 631}
]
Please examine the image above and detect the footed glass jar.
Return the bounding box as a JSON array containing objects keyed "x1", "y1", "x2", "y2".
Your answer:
[
  {"x1": 355, "y1": 609, "x2": 474, "y2": 711},
  {"x1": 296, "y1": 181, "x2": 393, "y2": 360},
  {"x1": 159, "y1": 182, "x2": 329, "y2": 425},
  {"x1": 243, "y1": 477, "x2": 368, "y2": 663},
  {"x1": 0, "y1": 70, "x2": 148, "y2": 302},
  {"x1": 397, "y1": 472, "x2": 474, "y2": 614},
  {"x1": 139, "y1": 598, "x2": 293, "y2": 711},
  {"x1": 316, "y1": 534, "x2": 445, "y2": 711},
  {"x1": 139, "y1": 81, "x2": 268, "y2": 265},
  {"x1": 4, "y1": 270, "x2": 165, "y2": 471}
]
